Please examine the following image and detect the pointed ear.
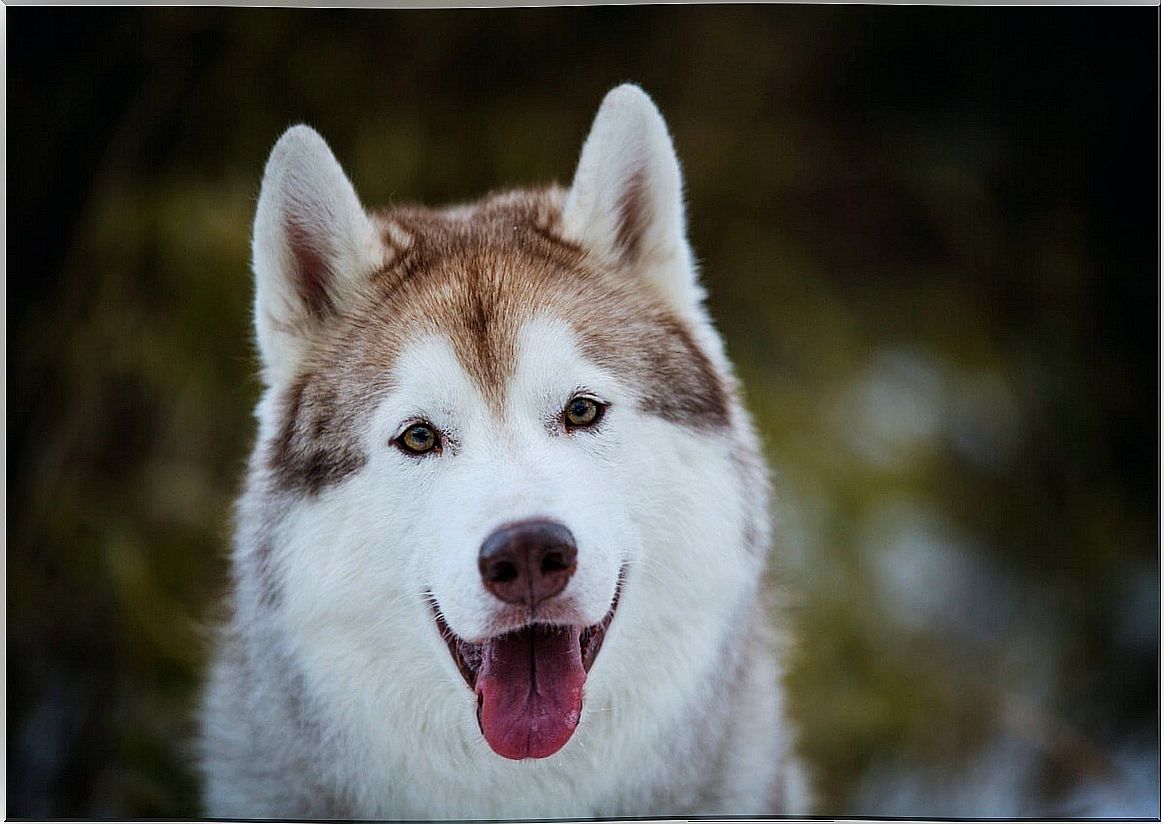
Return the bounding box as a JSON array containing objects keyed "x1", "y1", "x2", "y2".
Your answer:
[
  {"x1": 251, "y1": 125, "x2": 383, "y2": 385},
  {"x1": 562, "y1": 84, "x2": 703, "y2": 316}
]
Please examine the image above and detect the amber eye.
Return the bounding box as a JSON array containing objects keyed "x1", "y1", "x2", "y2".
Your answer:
[
  {"x1": 564, "y1": 396, "x2": 605, "y2": 430},
  {"x1": 396, "y1": 423, "x2": 440, "y2": 455}
]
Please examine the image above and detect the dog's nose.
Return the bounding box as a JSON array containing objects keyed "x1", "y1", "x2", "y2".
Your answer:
[{"x1": 478, "y1": 519, "x2": 578, "y2": 608}]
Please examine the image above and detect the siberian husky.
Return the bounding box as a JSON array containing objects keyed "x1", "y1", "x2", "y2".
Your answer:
[{"x1": 200, "y1": 84, "x2": 810, "y2": 819}]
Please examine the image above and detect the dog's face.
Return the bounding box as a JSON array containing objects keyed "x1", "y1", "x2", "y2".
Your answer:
[{"x1": 247, "y1": 86, "x2": 766, "y2": 766}]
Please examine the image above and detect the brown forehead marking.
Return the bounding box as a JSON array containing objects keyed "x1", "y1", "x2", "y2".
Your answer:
[
  {"x1": 364, "y1": 189, "x2": 590, "y2": 404},
  {"x1": 266, "y1": 187, "x2": 731, "y2": 495}
]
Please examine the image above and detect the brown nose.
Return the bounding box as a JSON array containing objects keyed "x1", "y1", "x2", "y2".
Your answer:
[{"x1": 478, "y1": 520, "x2": 578, "y2": 608}]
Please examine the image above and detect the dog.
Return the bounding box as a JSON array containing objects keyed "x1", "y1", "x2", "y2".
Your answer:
[{"x1": 199, "y1": 84, "x2": 810, "y2": 819}]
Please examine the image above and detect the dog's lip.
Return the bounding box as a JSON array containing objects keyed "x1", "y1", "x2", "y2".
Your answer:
[{"x1": 429, "y1": 571, "x2": 625, "y2": 691}]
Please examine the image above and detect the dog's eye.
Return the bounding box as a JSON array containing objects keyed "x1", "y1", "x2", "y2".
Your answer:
[
  {"x1": 564, "y1": 396, "x2": 605, "y2": 430},
  {"x1": 395, "y1": 423, "x2": 440, "y2": 455}
]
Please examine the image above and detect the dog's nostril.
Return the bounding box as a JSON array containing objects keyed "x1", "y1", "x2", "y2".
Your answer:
[
  {"x1": 541, "y1": 551, "x2": 569, "y2": 575},
  {"x1": 489, "y1": 561, "x2": 518, "y2": 583}
]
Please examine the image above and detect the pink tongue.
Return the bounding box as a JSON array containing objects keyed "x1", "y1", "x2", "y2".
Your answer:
[{"x1": 475, "y1": 625, "x2": 586, "y2": 760}]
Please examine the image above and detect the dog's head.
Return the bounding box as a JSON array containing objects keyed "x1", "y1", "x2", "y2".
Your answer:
[{"x1": 246, "y1": 85, "x2": 769, "y2": 764}]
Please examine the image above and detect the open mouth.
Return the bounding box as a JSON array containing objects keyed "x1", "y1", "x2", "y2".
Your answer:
[{"x1": 430, "y1": 575, "x2": 623, "y2": 761}]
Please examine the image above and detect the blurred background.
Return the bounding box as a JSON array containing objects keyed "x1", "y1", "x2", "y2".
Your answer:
[{"x1": 6, "y1": 6, "x2": 1159, "y2": 818}]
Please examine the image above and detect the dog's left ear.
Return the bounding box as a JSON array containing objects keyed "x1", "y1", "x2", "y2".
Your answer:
[{"x1": 562, "y1": 84, "x2": 702, "y2": 317}]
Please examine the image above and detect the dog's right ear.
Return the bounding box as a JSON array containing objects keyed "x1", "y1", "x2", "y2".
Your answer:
[{"x1": 252, "y1": 125, "x2": 383, "y2": 386}]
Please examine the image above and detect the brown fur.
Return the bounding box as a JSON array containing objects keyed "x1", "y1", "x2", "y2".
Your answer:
[{"x1": 267, "y1": 187, "x2": 730, "y2": 495}]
